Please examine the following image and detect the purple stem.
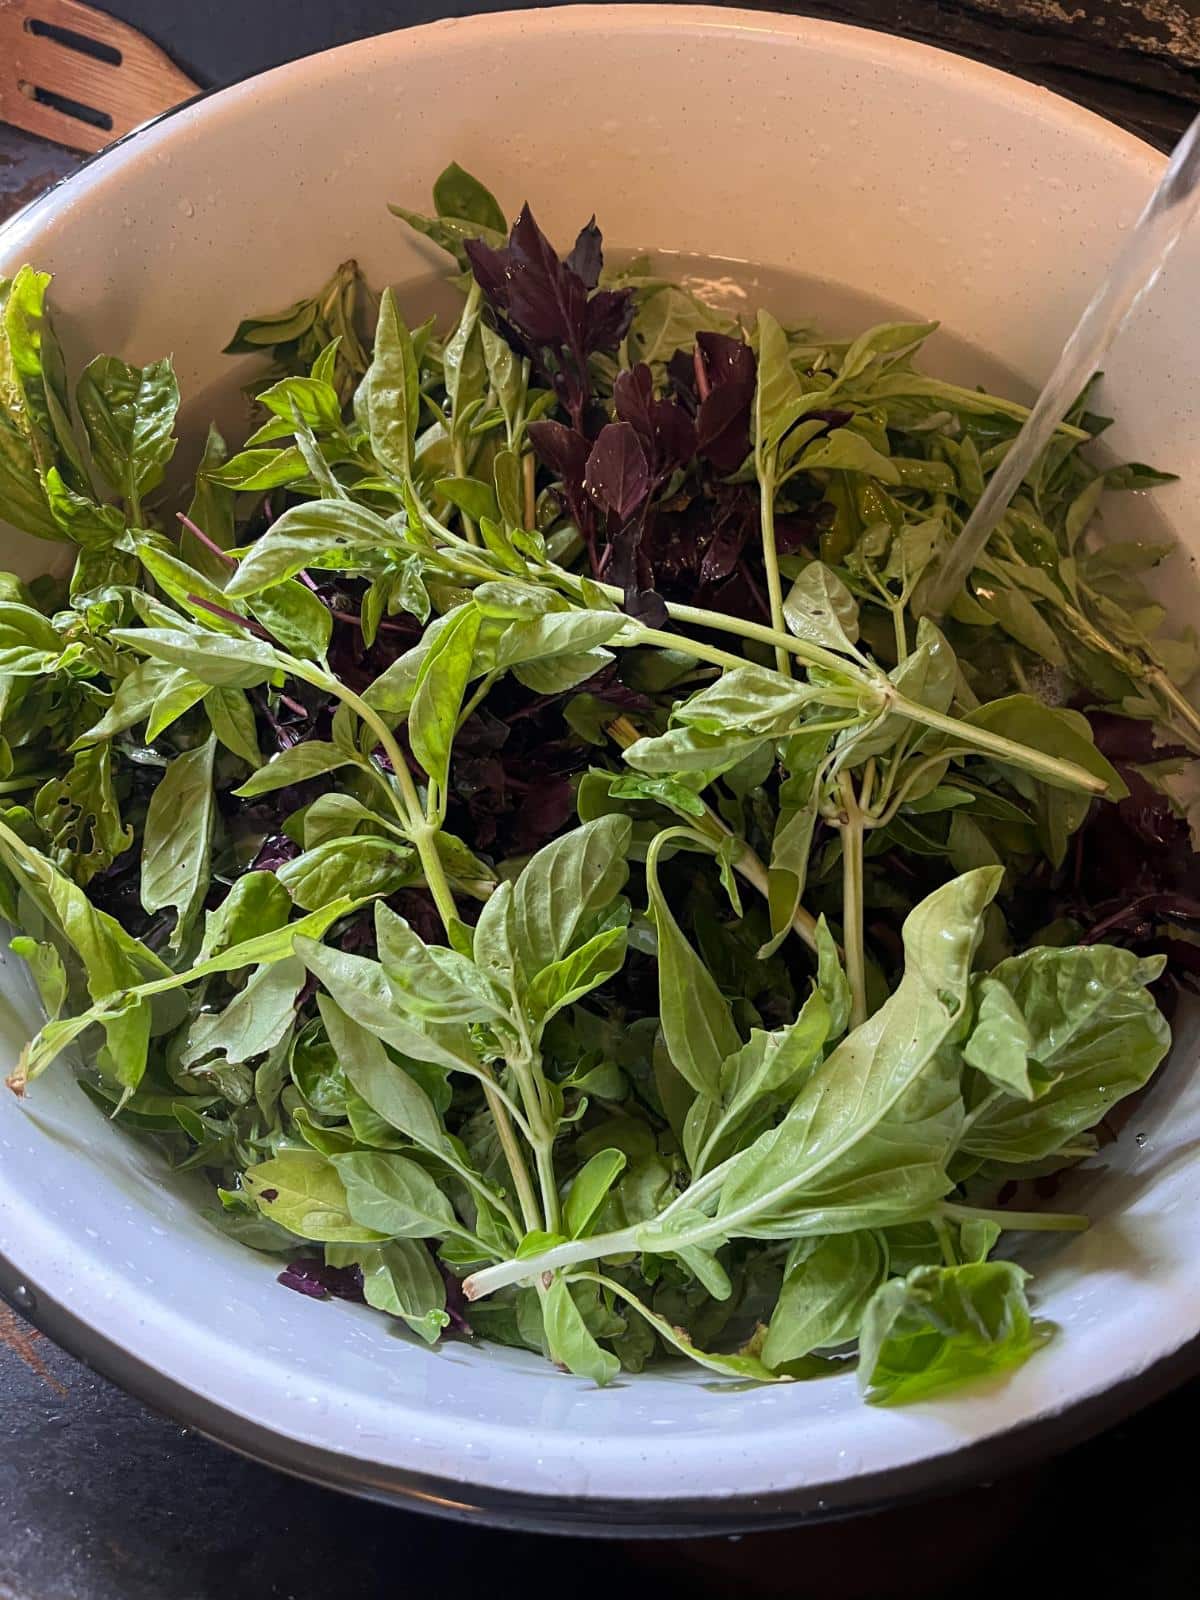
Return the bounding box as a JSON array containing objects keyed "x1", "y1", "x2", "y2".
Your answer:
[
  {"x1": 738, "y1": 558, "x2": 773, "y2": 623},
  {"x1": 187, "y1": 594, "x2": 274, "y2": 640},
  {"x1": 328, "y1": 608, "x2": 413, "y2": 637},
  {"x1": 177, "y1": 512, "x2": 237, "y2": 570},
  {"x1": 185, "y1": 596, "x2": 307, "y2": 722}
]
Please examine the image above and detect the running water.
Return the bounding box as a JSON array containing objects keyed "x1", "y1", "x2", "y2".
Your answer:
[{"x1": 925, "y1": 110, "x2": 1200, "y2": 617}]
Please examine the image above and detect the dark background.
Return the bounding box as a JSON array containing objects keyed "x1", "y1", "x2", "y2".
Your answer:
[{"x1": 2, "y1": 4, "x2": 1199, "y2": 1598}]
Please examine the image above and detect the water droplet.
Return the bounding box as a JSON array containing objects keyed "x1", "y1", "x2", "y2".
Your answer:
[
  {"x1": 1135, "y1": 1131, "x2": 1147, "y2": 1146},
  {"x1": 11, "y1": 1283, "x2": 35, "y2": 1313},
  {"x1": 178, "y1": 199, "x2": 194, "y2": 218}
]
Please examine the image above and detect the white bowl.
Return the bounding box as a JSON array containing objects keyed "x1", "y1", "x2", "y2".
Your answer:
[{"x1": 1, "y1": 5, "x2": 1198, "y2": 1533}]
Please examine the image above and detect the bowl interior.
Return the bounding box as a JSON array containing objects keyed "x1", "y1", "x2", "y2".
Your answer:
[{"x1": 1, "y1": 6, "x2": 1198, "y2": 1522}]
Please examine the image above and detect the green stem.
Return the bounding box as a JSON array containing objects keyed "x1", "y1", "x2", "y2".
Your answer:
[
  {"x1": 933, "y1": 1216, "x2": 958, "y2": 1268},
  {"x1": 523, "y1": 452, "x2": 536, "y2": 531},
  {"x1": 534, "y1": 1139, "x2": 561, "y2": 1235},
  {"x1": 868, "y1": 747, "x2": 974, "y2": 829},
  {"x1": 464, "y1": 1225, "x2": 637, "y2": 1300},
  {"x1": 757, "y1": 467, "x2": 792, "y2": 678},
  {"x1": 890, "y1": 693, "x2": 1107, "y2": 794},
  {"x1": 451, "y1": 440, "x2": 480, "y2": 547},
  {"x1": 445, "y1": 1153, "x2": 521, "y2": 1240},
  {"x1": 482, "y1": 1072, "x2": 543, "y2": 1235},
  {"x1": 456, "y1": 673, "x2": 498, "y2": 734},
  {"x1": 837, "y1": 773, "x2": 868, "y2": 1030},
  {"x1": 939, "y1": 1201, "x2": 1089, "y2": 1234},
  {"x1": 283, "y1": 657, "x2": 419, "y2": 827},
  {"x1": 0, "y1": 773, "x2": 54, "y2": 795},
  {"x1": 629, "y1": 625, "x2": 748, "y2": 674},
  {"x1": 410, "y1": 822, "x2": 458, "y2": 929}
]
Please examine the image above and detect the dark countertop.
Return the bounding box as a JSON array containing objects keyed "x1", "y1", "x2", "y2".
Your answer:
[{"x1": 2, "y1": 5, "x2": 1199, "y2": 1597}]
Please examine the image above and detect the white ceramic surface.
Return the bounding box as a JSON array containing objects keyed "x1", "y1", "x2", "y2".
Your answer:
[{"x1": 1, "y1": 6, "x2": 1198, "y2": 1528}]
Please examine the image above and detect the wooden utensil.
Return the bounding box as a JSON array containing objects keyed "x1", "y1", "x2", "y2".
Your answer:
[{"x1": 0, "y1": 0, "x2": 198, "y2": 154}]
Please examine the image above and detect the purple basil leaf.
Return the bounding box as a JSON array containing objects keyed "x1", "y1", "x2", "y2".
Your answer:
[
  {"x1": 511, "y1": 775, "x2": 574, "y2": 852},
  {"x1": 623, "y1": 587, "x2": 670, "y2": 628},
  {"x1": 278, "y1": 1259, "x2": 365, "y2": 1302},
  {"x1": 667, "y1": 348, "x2": 699, "y2": 410},
  {"x1": 584, "y1": 288, "x2": 636, "y2": 354},
  {"x1": 613, "y1": 364, "x2": 656, "y2": 437},
  {"x1": 528, "y1": 418, "x2": 590, "y2": 486},
  {"x1": 699, "y1": 501, "x2": 752, "y2": 583},
  {"x1": 614, "y1": 365, "x2": 697, "y2": 477},
  {"x1": 250, "y1": 833, "x2": 301, "y2": 872},
  {"x1": 697, "y1": 385, "x2": 754, "y2": 471},
  {"x1": 462, "y1": 235, "x2": 510, "y2": 306},
  {"x1": 698, "y1": 330, "x2": 757, "y2": 392},
  {"x1": 584, "y1": 422, "x2": 651, "y2": 522},
  {"x1": 565, "y1": 216, "x2": 604, "y2": 291},
  {"x1": 694, "y1": 333, "x2": 757, "y2": 471},
  {"x1": 651, "y1": 397, "x2": 698, "y2": 473},
  {"x1": 503, "y1": 205, "x2": 589, "y2": 347}
]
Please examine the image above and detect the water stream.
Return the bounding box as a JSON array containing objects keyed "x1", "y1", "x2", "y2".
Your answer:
[{"x1": 925, "y1": 109, "x2": 1200, "y2": 615}]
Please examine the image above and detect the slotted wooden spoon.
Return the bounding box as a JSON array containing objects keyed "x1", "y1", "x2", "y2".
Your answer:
[{"x1": 0, "y1": 0, "x2": 198, "y2": 153}]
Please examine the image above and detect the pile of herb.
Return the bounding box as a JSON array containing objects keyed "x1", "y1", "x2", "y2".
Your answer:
[{"x1": 1, "y1": 163, "x2": 1195, "y2": 1401}]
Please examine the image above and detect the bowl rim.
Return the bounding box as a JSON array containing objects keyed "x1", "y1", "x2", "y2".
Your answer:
[
  {"x1": 0, "y1": 2, "x2": 1195, "y2": 1535},
  {"x1": 2, "y1": 1248, "x2": 1197, "y2": 1536}
]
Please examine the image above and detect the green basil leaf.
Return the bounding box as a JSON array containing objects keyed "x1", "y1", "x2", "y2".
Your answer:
[
  {"x1": 76, "y1": 354, "x2": 179, "y2": 507},
  {"x1": 960, "y1": 945, "x2": 1169, "y2": 1163},
  {"x1": 690, "y1": 988, "x2": 831, "y2": 1171},
  {"x1": 249, "y1": 579, "x2": 333, "y2": 661},
  {"x1": 858, "y1": 1261, "x2": 1053, "y2": 1404},
  {"x1": 342, "y1": 1240, "x2": 450, "y2": 1344},
  {"x1": 782, "y1": 562, "x2": 864, "y2": 659},
  {"x1": 182, "y1": 956, "x2": 305, "y2": 1066},
  {"x1": 10, "y1": 935, "x2": 67, "y2": 1019},
  {"x1": 139, "y1": 736, "x2": 216, "y2": 948},
  {"x1": 526, "y1": 918, "x2": 629, "y2": 1025},
  {"x1": 295, "y1": 937, "x2": 484, "y2": 1076},
  {"x1": 510, "y1": 814, "x2": 632, "y2": 980},
  {"x1": 964, "y1": 695, "x2": 1125, "y2": 797},
  {"x1": 205, "y1": 686, "x2": 263, "y2": 767},
  {"x1": 113, "y1": 626, "x2": 280, "y2": 690},
  {"x1": 815, "y1": 916, "x2": 851, "y2": 1040},
  {"x1": 182, "y1": 424, "x2": 235, "y2": 576},
  {"x1": 198, "y1": 871, "x2": 292, "y2": 961},
  {"x1": 244, "y1": 1150, "x2": 388, "y2": 1243},
  {"x1": 363, "y1": 287, "x2": 420, "y2": 481},
  {"x1": 234, "y1": 740, "x2": 358, "y2": 798},
  {"x1": 224, "y1": 500, "x2": 396, "y2": 596},
  {"x1": 319, "y1": 995, "x2": 453, "y2": 1159},
  {"x1": 542, "y1": 1277, "x2": 619, "y2": 1385},
  {"x1": 433, "y1": 161, "x2": 506, "y2": 231},
  {"x1": 706, "y1": 868, "x2": 1001, "y2": 1241},
  {"x1": 374, "y1": 902, "x2": 505, "y2": 1024},
  {"x1": 33, "y1": 742, "x2": 132, "y2": 886},
  {"x1": 278, "y1": 836, "x2": 417, "y2": 911},
  {"x1": 332, "y1": 1151, "x2": 461, "y2": 1239},
  {"x1": 409, "y1": 602, "x2": 482, "y2": 794},
  {"x1": 564, "y1": 1149, "x2": 627, "y2": 1239},
  {"x1": 673, "y1": 664, "x2": 822, "y2": 737},
  {"x1": 762, "y1": 1232, "x2": 885, "y2": 1367},
  {"x1": 962, "y1": 975, "x2": 1042, "y2": 1099},
  {"x1": 648, "y1": 863, "x2": 739, "y2": 1100}
]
